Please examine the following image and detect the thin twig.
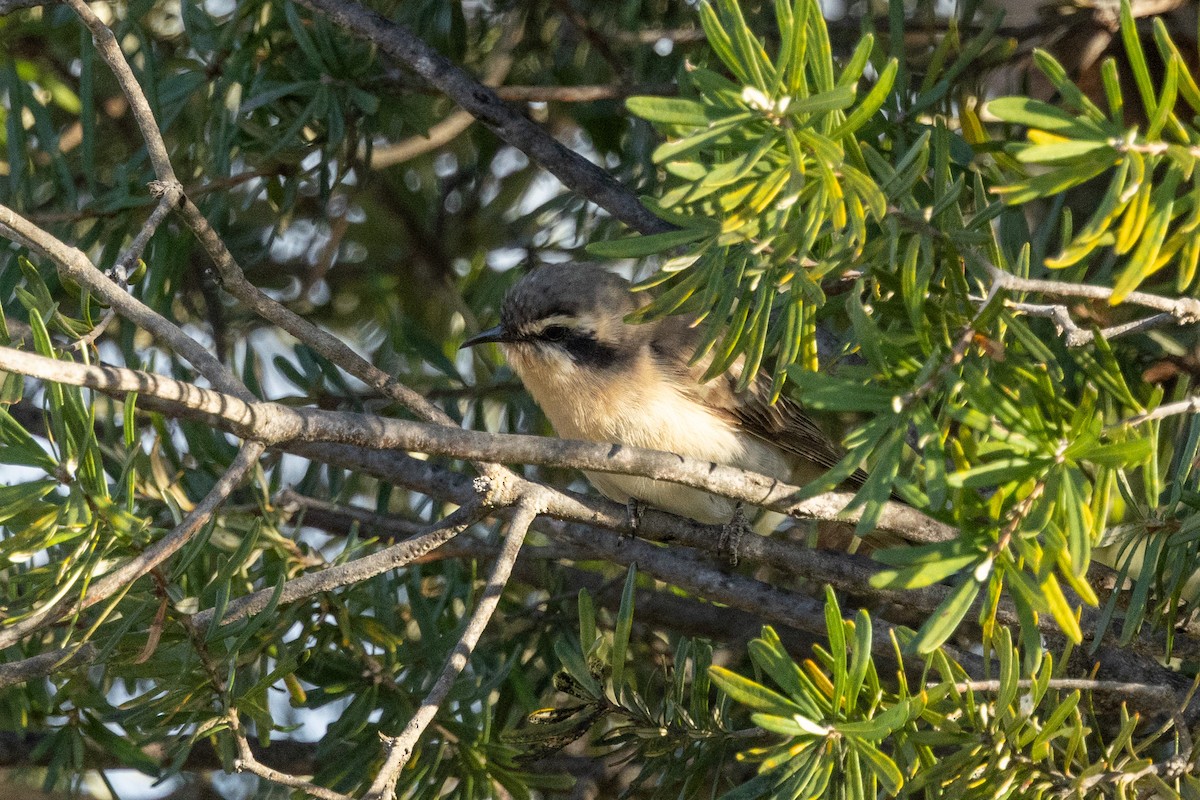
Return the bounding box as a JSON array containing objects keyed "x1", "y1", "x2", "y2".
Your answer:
[
  {"x1": 946, "y1": 678, "x2": 1177, "y2": 708},
  {"x1": 71, "y1": 183, "x2": 184, "y2": 351},
  {"x1": 190, "y1": 501, "x2": 486, "y2": 630},
  {"x1": 72, "y1": 309, "x2": 117, "y2": 350},
  {"x1": 174, "y1": 198, "x2": 456, "y2": 426},
  {"x1": 982, "y1": 259, "x2": 1200, "y2": 323},
  {"x1": 366, "y1": 499, "x2": 539, "y2": 798},
  {"x1": 493, "y1": 83, "x2": 676, "y2": 102},
  {"x1": 112, "y1": 182, "x2": 182, "y2": 281},
  {"x1": 57, "y1": 0, "x2": 252, "y2": 401},
  {"x1": 1121, "y1": 396, "x2": 1200, "y2": 426},
  {"x1": 1005, "y1": 301, "x2": 1177, "y2": 347},
  {"x1": 183, "y1": 596, "x2": 354, "y2": 800},
  {"x1": 65, "y1": 0, "x2": 178, "y2": 184},
  {"x1": 550, "y1": 0, "x2": 629, "y2": 80},
  {"x1": 229, "y1": 713, "x2": 351, "y2": 800}
]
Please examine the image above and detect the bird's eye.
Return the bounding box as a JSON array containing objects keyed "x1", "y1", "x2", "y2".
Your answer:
[{"x1": 542, "y1": 325, "x2": 569, "y2": 342}]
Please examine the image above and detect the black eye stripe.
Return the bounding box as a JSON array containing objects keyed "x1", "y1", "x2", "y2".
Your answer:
[{"x1": 562, "y1": 335, "x2": 622, "y2": 369}]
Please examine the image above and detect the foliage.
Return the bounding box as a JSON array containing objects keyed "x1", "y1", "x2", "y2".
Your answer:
[{"x1": 1, "y1": 0, "x2": 1200, "y2": 798}]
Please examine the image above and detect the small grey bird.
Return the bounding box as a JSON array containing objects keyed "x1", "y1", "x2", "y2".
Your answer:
[{"x1": 460, "y1": 263, "x2": 860, "y2": 525}]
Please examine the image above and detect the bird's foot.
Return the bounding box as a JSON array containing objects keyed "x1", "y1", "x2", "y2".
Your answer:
[
  {"x1": 718, "y1": 504, "x2": 751, "y2": 566},
  {"x1": 624, "y1": 498, "x2": 647, "y2": 539}
]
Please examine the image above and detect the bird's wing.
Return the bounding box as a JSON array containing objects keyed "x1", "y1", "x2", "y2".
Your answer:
[{"x1": 651, "y1": 314, "x2": 866, "y2": 487}]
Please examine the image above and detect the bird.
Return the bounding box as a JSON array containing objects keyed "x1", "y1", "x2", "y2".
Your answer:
[{"x1": 459, "y1": 262, "x2": 864, "y2": 530}]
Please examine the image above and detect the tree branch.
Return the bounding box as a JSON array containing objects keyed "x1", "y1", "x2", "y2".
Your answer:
[
  {"x1": 0, "y1": 204, "x2": 249, "y2": 399},
  {"x1": 0, "y1": 644, "x2": 98, "y2": 689},
  {"x1": 366, "y1": 499, "x2": 538, "y2": 798},
  {"x1": 293, "y1": 0, "x2": 673, "y2": 235},
  {"x1": 292, "y1": 442, "x2": 1200, "y2": 706},
  {"x1": 0, "y1": 345, "x2": 953, "y2": 543},
  {"x1": 368, "y1": 10, "x2": 522, "y2": 169}
]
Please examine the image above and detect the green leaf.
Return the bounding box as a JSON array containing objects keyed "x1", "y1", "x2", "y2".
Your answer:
[
  {"x1": 987, "y1": 97, "x2": 1107, "y2": 138},
  {"x1": 1144, "y1": 53, "x2": 1179, "y2": 139},
  {"x1": 1070, "y1": 438, "x2": 1151, "y2": 468},
  {"x1": 82, "y1": 715, "x2": 161, "y2": 776},
  {"x1": 1016, "y1": 140, "x2": 1112, "y2": 164},
  {"x1": 626, "y1": 96, "x2": 720, "y2": 126},
  {"x1": 825, "y1": 586, "x2": 847, "y2": 710},
  {"x1": 835, "y1": 33, "x2": 874, "y2": 90},
  {"x1": 1058, "y1": 475, "x2": 1094, "y2": 585},
  {"x1": 785, "y1": 84, "x2": 856, "y2": 116},
  {"x1": 846, "y1": 609, "x2": 872, "y2": 711},
  {"x1": 870, "y1": 552, "x2": 981, "y2": 590},
  {"x1": 992, "y1": 155, "x2": 1117, "y2": 205},
  {"x1": 715, "y1": 0, "x2": 772, "y2": 90},
  {"x1": 836, "y1": 698, "x2": 915, "y2": 741},
  {"x1": 1112, "y1": 168, "x2": 1182, "y2": 302},
  {"x1": 1119, "y1": 0, "x2": 1157, "y2": 123},
  {"x1": 912, "y1": 577, "x2": 980, "y2": 653},
  {"x1": 947, "y1": 457, "x2": 1049, "y2": 489},
  {"x1": 651, "y1": 113, "x2": 755, "y2": 162},
  {"x1": 585, "y1": 226, "x2": 711, "y2": 258},
  {"x1": 610, "y1": 565, "x2": 636, "y2": 692},
  {"x1": 577, "y1": 589, "x2": 596, "y2": 653},
  {"x1": 748, "y1": 627, "x2": 825, "y2": 718},
  {"x1": 1152, "y1": 18, "x2": 1200, "y2": 116},
  {"x1": 1030, "y1": 49, "x2": 1108, "y2": 122},
  {"x1": 849, "y1": 739, "x2": 903, "y2": 795},
  {"x1": 0, "y1": 371, "x2": 23, "y2": 406},
  {"x1": 1042, "y1": 574, "x2": 1083, "y2": 644},
  {"x1": 1029, "y1": 690, "x2": 1080, "y2": 757},
  {"x1": 554, "y1": 638, "x2": 601, "y2": 699},
  {"x1": 0, "y1": 480, "x2": 57, "y2": 527},
  {"x1": 709, "y1": 665, "x2": 807, "y2": 716},
  {"x1": 831, "y1": 58, "x2": 898, "y2": 139},
  {"x1": 785, "y1": 368, "x2": 895, "y2": 412}
]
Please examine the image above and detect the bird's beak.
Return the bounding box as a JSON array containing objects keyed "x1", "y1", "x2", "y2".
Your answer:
[{"x1": 460, "y1": 325, "x2": 512, "y2": 349}]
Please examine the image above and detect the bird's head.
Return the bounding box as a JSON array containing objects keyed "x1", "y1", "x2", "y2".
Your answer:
[{"x1": 460, "y1": 264, "x2": 647, "y2": 382}]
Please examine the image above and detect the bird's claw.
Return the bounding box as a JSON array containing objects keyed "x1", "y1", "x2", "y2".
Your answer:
[
  {"x1": 718, "y1": 504, "x2": 751, "y2": 566},
  {"x1": 624, "y1": 498, "x2": 647, "y2": 538}
]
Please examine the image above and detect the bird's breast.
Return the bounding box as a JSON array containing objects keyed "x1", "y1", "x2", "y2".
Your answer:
[{"x1": 508, "y1": 349, "x2": 791, "y2": 522}]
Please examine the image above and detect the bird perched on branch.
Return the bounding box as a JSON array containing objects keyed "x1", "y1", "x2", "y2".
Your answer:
[{"x1": 460, "y1": 263, "x2": 864, "y2": 532}]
